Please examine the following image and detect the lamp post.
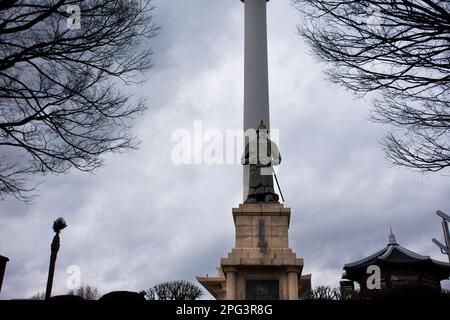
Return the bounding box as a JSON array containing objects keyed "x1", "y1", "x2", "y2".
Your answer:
[
  {"x1": 0, "y1": 255, "x2": 9, "y2": 293},
  {"x1": 432, "y1": 210, "x2": 450, "y2": 263}
]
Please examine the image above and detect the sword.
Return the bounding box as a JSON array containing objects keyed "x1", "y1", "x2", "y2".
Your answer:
[{"x1": 273, "y1": 169, "x2": 285, "y2": 203}]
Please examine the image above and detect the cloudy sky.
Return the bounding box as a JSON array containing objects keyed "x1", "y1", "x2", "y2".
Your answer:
[{"x1": 1, "y1": 0, "x2": 449, "y2": 299}]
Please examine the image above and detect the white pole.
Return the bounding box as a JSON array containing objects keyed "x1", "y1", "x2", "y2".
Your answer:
[
  {"x1": 242, "y1": 0, "x2": 271, "y2": 200},
  {"x1": 243, "y1": 0, "x2": 270, "y2": 131}
]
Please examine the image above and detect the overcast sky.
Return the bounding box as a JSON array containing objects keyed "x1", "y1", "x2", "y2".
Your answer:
[{"x1": 1, "y1": 0, "x2": 449, "y2": 299}]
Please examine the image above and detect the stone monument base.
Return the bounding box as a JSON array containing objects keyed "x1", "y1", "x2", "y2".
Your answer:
[{"x1": 198, "y1": 203, "x2": 311, "y2": 300}]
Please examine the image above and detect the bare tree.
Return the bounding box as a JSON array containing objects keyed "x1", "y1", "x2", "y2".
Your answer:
[
  {"x1": 144, "y1": 280, "x2": 203, "y2": 300},
  {"x1": 295, "y1": 0, "x2": 450, "y2": 172},
  {"x1": 30, "y1": 292, "x2": 45, "y2": 300},
  {"x1": 67, "y1": 285, "x2": 99, "y2": 300},
  {"x1": 311, "y1": 285, "x2": 340, "y2": 300},
  {"x1": 0, "y1": 0, "x2": 158, "y2": 201}
]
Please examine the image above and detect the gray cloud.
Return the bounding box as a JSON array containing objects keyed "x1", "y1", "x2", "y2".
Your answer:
[{"x1": 1, "y1": 0, "x2": 449, "y2": 299}]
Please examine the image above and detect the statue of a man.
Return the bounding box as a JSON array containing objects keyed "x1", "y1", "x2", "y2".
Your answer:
[{"x1": 241, "y1": 121, "x2": 281, "y2": 203}]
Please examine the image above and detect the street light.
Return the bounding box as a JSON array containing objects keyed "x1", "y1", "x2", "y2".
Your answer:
[
  {"x1": 436, "y1": 210, "x2": 450, "y2": 222},
  {"x1": 432, "y1": 210, "x2": 450, "y2": 263},
  {"x1": 0, "y1": 255, "x2": 9, "y2": 294}
]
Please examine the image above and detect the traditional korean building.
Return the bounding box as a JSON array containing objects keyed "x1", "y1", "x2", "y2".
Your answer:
[{"x1": 342, "y1": 229, "x2": 450, "y2": 297}]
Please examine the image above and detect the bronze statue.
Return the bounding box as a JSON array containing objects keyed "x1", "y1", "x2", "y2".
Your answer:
[{"x1": 242, "y1": 121, "x2": 281, "y2": 203}]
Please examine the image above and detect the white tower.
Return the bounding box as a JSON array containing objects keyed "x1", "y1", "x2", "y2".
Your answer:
[
  {"x1": 242, "y1": 0, "x2": 271, "y2": 199},
  {"x1": 243, "y1": 0, "x2": 270, "y2": 130}
]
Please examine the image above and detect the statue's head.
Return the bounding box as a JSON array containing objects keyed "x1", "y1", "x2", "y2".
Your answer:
[
  {"x1": 257, "y1": 120, "x2": 267, "y2": 131},
  {"x1": 257, "y1": 120, "x2": 268, "y2": 138}
]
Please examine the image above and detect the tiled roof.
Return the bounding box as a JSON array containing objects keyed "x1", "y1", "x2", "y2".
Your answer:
[{"x1": 344, "y1": 229, "x2": 450, "y2": 270}]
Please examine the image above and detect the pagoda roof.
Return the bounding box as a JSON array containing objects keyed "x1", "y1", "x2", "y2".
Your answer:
[{"x1": 343, "y1": 229, "x2": 450, "y2": 280}]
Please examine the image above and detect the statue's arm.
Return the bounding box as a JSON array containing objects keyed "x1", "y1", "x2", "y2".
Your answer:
[{"x1": 271, "y1": 141, "x2": 281, "y2": 165}]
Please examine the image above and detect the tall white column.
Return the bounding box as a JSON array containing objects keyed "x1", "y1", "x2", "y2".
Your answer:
[
  {"x1": 243, "y1": 0, "x2": 270, "y2": 131},
  {"x1": 242, "y1": 0, "x2": 271, "y2": 200}
]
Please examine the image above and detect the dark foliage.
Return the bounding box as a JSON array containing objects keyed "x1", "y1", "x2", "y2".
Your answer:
[{"x1": 143, "y1": 280, "x2": 203, "y2": 300}]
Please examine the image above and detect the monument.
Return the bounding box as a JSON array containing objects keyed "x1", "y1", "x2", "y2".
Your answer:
[{"x1": 197, "y1": 0, "x2": 311, "y2": 300}]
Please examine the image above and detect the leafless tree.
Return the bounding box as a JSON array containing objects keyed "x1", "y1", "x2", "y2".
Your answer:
[
  {"x1": 30, "y1": 292, "x2": 45, "y2": 300},
  {"x1": 311, "y1": 285, "x2": 340, "y2": 300},
  {"x1": 144, "y1": 280, "x2": 203, "y2": 300},
  {"x1": 0, "y1": 0, "x2": 158, "y2": 202},
  {"x1": 295, "y1": 0, "x2": 450, "y2": 172},
  {"x1": 67, "y1": 285, "x2": 99, "y2": 300}
]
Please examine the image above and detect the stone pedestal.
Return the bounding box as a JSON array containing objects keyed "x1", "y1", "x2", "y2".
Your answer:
[{"x1": 198, "y1": 203, "x2": 310, "y2": 300}]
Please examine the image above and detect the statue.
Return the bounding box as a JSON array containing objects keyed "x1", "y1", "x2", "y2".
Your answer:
[{"x1": 241, "y1": 121, "x2": 281, "y2": 203}]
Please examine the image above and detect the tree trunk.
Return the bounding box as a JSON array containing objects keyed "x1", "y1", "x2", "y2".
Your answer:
[{"x1": 45, "y1": 233, "x2": 60, "y2": 300}]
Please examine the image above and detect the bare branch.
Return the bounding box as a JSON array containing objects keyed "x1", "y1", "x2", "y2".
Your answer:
[
  {"x1": 0, "y1": 0, "x2": 159, "y2": 201},
  {"x1": 295, "y1": 0, "x2": 450, "y2": 171}
]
